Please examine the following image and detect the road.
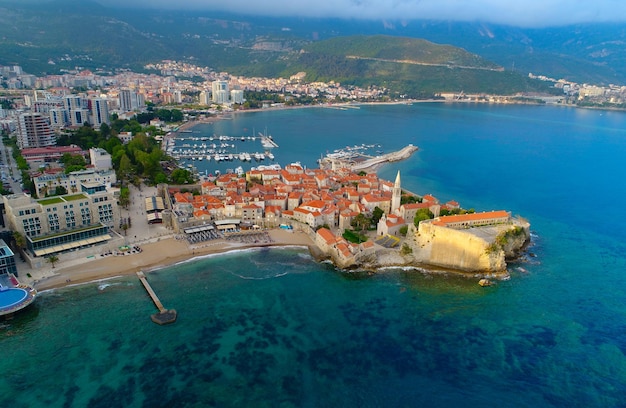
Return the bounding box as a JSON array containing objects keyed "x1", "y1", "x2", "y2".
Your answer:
[{"x1": 0, "y1": 136, "x2": 23, "y2": 194}]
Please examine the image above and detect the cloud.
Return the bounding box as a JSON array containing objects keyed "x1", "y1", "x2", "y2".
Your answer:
[{"x1": 102, "y1": 0, "x2": 626, "y2": 27}]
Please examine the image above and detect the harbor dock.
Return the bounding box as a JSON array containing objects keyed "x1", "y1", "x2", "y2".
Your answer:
[
  {"x1": 319, "y1": 144, "x2": 418, "y2": 172},
  {"x1": 136, "y1": 271, "x2": 177, "y2": 325}
]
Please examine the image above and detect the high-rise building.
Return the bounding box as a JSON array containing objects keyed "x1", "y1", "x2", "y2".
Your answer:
[
  {"x1": 17, "y1": 113, "x2": 56, "y2": 149},
  {"x1": 119, "y1": 89, "x2": 133, "y2": 112},
  {"x1": 231, "y1": 89, "x2": 244, "y2": 104},
  {"x1": 212, "y1": 81, "x2": 229, "y2": 104},
  {"x1": 64, "y1": 95, "x2": 83, "y2": 111},
  {"x1": 49, "y1": 109, "x2": 69, "y2": 129},
  {"x1": 70, "y1": 108, "x2": 89, "y2": 127},
  {"x1": 89, "y1": 98, "x2": 110, "y2": 129},
  {"x1": 64, "y1": 95, "x2": 89, "y2": 127},
  {"x1": 199, "y1": 90, "x2": 211, "y2": 105},
  {"x1": 119, "y1": 89, "x2": 144, "y2": 112}
]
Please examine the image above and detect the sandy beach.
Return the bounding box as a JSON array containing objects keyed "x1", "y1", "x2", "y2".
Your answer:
[{"x1": 35, "y1": 229, "x2": 315, "y2": 291}]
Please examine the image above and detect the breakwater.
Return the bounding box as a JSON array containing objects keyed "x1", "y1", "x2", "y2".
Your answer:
[{"x1": 319, "y1": 144, "x2": 418, "y2": 172}]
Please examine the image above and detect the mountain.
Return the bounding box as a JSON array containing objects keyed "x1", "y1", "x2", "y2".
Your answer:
[
  {"x1": 0, "y1": 0, "x2": 624, "y2": 87},
  {"x1": 286, "y1": 36, "x2": 549, "y2": 95}
]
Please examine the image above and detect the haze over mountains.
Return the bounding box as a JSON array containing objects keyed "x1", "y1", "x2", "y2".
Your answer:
[{"x1": 1, "y1": 0, "x2": 626, "y2": 86}]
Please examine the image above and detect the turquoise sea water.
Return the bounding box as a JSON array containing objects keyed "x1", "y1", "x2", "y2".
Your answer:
[{"x1": 3, "y1": 103, "x2": 626, "y2": 407}]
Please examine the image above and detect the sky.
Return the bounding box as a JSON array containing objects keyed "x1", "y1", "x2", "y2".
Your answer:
[{"x1": 102, "y1": 0, "x2": 626, "y2": 27}]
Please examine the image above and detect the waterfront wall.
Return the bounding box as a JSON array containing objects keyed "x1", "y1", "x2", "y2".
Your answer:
[
  {"x1": 415, "y1": 219, "x2": 530, "y2": 273},
  {"x1": 417, "y1": 222, "x2": 504, "y2": 272}
]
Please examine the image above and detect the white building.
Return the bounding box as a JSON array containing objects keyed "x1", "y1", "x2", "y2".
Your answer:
[
  {"x1": 199, "y1": 90, "x2": 211, "y2": 105},
  {"x1": 119, "y1": 89, "x2": 133, "y2": 112},
  {"x1": 89, "y1": 98, "x2": 110, "y2": 129},
  {"x1": 89, "y1": 147, "x2": 112, "y2": 170},
  {"x1": 212, "y1": 81, "x2": 229, "y2": 104},
  {"x1": 17, "y1": 113, "x2": 56, "y2": 149},
  {"x1": 118, "y1": 89, "x2": 144, "y2": 112},
  {"x1": 3, "y1": 188, "x2": 119, "y2": 261},
  {"x1": 231, "y1": 89, "x2": 244, "y2": 104},
  {"x1": 32, "y1": 168, "x2": 117, "y2": 197}
]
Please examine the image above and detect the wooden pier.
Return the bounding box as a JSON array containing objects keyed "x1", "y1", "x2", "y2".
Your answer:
[{"x1": 136, "y1": 271, "x2": 177, "y2": 325}]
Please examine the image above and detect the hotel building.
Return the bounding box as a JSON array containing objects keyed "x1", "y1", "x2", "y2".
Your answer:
[{"x1": 3, "y1": 185, "x2": 119, "y2": 259}]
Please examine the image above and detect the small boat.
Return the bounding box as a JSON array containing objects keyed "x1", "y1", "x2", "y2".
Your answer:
[{"x1": 478, "y1": 278, "x2": 493, "y2": 287}]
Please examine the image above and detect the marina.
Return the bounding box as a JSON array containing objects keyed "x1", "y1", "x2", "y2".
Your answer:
[
  {"x1": 164, "y1": 121, "x2": 401, "y2": 177},
  {"x1": 165, "y1": 129, "x2": 279, "y2": 176}
]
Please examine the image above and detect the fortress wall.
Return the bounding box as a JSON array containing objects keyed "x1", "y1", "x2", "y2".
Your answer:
[{"x1": 417, "y1": 222, "x2": 505, "y2": 272}]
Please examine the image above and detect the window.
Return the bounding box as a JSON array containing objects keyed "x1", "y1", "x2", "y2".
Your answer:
[
  {"x1": 65, "y1": 210, "x2": 76, "y2": 229},
  {"x1": 48, "y1": 213, "x2": 60, "y2": 232},
  {"x1": 81, "y1": 208, "x2": 91, "y2": 224}
]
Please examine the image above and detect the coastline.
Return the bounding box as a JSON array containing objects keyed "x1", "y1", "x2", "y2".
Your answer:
[
  {"x1": 174, "y1": 97, "x2": 557, "y2": 135},
  {"x1": 34, "y1": 100, "x2": 530, "y2": 291},
  {"x1": 35, "y1": 229, "x2": 315, "y2": 291}
]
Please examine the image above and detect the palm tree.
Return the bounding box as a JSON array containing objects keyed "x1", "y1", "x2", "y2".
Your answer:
[{"x1": 46, "y1": 254, "x2": 59, "y2": 268}]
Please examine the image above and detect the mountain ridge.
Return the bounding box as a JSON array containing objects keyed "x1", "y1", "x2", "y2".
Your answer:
[{"x1": 0, "y1": 1, "x2": 622, "y2": 88}]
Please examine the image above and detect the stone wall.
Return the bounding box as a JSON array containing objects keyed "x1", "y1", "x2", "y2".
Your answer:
[{"x1": 417, "y1": 222, "x2": 505, "y2": 272}]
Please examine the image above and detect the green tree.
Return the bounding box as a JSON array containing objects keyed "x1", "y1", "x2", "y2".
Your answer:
[
  {"x1": 371, "y1": 206, "x2": 384, "y2": 225},
  {"x1": 0, "y1": 99, "x2": 13, "y2": 110},
  {"x1": 401, "y1": 194, "x2": 421, "y2": 205},
  {"x1": 119, "y1": 186, "x2": 130, "y2": 209},
  {"x1": 99, "y1": 122, "x2": 111, "y2": 139},
  {"x1": 12, "y1": 231, "x2": 26, "y2": 250},
  {"x1": 118, "y1": 154, "x2": 133, "y2": 181},
  {"x1": 154, "y1": 172, "x2": 167, "y2": 184},
  {"x1": 351, "y1": 213, "x2": 371, "y2": 233},
  {"x1": 170, "y1": 168, "x2": 193, "y2": 184},
  {"x1": 54, "y1": 185, "x2": 68, "y2": 195},
  {"x1": 413, "y1": 208, "x2": 434, "y2": 227},
  {"x1": 170, "y1": 109, "x2": 183, "y2": 122}
]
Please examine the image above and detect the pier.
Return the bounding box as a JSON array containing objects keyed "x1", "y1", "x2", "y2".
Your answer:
[
  {"x1": 136, "y1": 271, "x2": 177, "y2": 325},
  {"x1": 260, "y1": 134, "x2": 279, "y2": 148},
  {"x1": 319, "y1": 144, "x2": 418, "y2": 172}
]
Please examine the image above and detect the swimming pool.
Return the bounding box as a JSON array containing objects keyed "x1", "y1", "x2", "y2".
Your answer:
[{"x1": 0, "y1": 288, "x2": 28, "y2": 309}]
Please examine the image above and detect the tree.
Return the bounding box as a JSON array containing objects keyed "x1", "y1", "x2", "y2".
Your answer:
[
  {"x1": 170, "y1": 109, "x2": 183, "y2": 122},
  {"x1": 170, "y1": 168, "x2": 193, "y2": 184},
  {"x1": 99, "y1": 122, "x2": 111, "y2": 139},
  {"x1": 119, "y1": 186, "x2": 130, "y2": 209},
  {"x1": 401, "y1": 194, "x2": 421, "y2": 205},
  {"x1": 371, "y1": 206, "x2": 384, "y2": 225},
  {"x1": 118, "y1": 154, "x2": 133, "y2": 180},
  {"x1": 12, "y1": 231, "x2": 26, "y2": 250},
  {"x1": 54, "y1": 185, "x2": 68, "y2": 195},
  {"x1": 351, "y1": 213, "x2": 371, "y2": 233},
  {"x1": 413, "y1": 208, "x2": 434, "y2": 227},
  {"x1": 46, "y1": 254, "x2": 59, "y2": 268}
]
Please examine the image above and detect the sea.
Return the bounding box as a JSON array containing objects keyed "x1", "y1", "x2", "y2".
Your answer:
[{"x1": 3, "y1": 103, "x2": 626, "y2": 407}]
